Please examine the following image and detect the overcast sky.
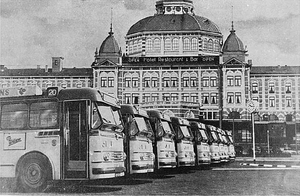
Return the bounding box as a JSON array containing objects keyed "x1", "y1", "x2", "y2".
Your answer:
[{"x1": 1, "y1": 0, "x2": 299, "y2": 69}]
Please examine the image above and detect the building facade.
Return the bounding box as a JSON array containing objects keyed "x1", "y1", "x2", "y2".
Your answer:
[{"x1": 1, "y1": 0, "x2": 299, "y2": 155}]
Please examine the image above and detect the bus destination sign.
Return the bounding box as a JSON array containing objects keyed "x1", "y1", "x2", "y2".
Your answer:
[
  {"x1": 122, "y1": 56, "x2": 219, "y2": 65},
  {"x1": 0, "y1": 86, "x2": 42, "y2": 98}
]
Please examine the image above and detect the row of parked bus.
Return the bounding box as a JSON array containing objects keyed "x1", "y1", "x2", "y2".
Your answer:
[
  {"x1": 0, "y1": 87, "x2": 235, "y2": 192},
  {"x1": 121, "y1": 105, "x2": 236, "y2": 174}
]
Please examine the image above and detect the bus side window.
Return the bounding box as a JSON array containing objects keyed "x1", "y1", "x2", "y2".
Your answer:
[
  {"x1": 1, "y1": 103, "x2": 27, "y2": 129},
  {"x1": 30, "y1": 102, "x2": 58, "y2": 128}
]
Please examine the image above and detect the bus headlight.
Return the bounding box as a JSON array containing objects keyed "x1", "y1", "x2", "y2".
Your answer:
[{"x1": 103, "y1": 152, "x2": 111, "y2": 161}]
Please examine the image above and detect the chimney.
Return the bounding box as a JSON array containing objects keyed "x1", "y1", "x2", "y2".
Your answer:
[{"x1": 52, "y1": 57, "x2": 64, "y2": 72}]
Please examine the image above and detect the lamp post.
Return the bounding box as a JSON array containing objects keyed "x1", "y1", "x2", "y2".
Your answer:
[
  {"x1": 267, "y1": 130, "x2": 270, "y2": 156},
  {"x1": 295, "y1": 108, "x2": 298, "y2": 155}
]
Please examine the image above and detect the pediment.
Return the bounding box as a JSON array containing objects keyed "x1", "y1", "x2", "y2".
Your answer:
[{"x1": 224, "y1": 58, "x2": 244, "y2": 65}]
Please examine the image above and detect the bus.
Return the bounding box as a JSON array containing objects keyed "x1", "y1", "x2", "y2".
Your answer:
[
  {"x1": 147, "y1": 110, "x2": 177, "y2": 170},
  {"x1": 225, "y1": 130, "x2": 236, "y2": 161},
  {"x1": 189, "y1": 121, "x2": 211, "y2": 167},
  {"x1": 205, "y1": 125, "x2": 221, "y2": 164},
  {"x1": 216, "y1": 128, "x2": 229, "y2": 163},
  {"x1": 0, "y1": 86, "x2": 126, "y2": 192},
  {"x1": 120, "y1": 105, "x2": 155, "y2": 174},
  {"x1": 170, "y1": 117, "x2": 195, "y2": 167}
]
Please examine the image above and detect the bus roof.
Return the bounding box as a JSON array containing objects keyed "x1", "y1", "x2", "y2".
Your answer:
[
  {"x1": 146, "y1": 110, "x2": 171, "y2": 122},
  {"x1": 0, "y1": 86, "x2": 120, "y2": 108},
  {"x1": 120, "y1": 105, "x2": 149, "y2": 118}
]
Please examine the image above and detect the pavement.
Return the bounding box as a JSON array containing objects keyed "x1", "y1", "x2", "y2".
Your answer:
[{"x1": 236, "y1": 154, "x2": 300, "y2": 162}]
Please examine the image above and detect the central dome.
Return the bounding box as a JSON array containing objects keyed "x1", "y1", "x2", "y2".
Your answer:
[
  {"x1": 127, "y1": 14, "x2": 221, "y2": 36},
  {"x1": 127, "y1": 0, "x2": 221, "y2": 36}
]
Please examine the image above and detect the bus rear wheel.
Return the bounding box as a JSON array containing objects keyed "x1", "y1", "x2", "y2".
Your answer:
[{"x1": 17, "y1": 153, "x2": 51, "y2": 192}]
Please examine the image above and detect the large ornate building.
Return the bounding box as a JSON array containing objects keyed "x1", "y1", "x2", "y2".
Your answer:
[{"x1": 1, "y1": 0, "x2": 299, "y2": 154}]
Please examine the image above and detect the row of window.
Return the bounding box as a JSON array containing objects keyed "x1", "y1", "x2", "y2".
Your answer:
[
  {"x1": 227, "y1": 76, "x2": 242, "y2": 87},
  {"x1": 252, "y1": 97, "x2": 293, "y2": 108},
  {"x1": 1, "y1": 101, "x2": 58, "y2": 129},
  {"x1": 128, "y1": 37, "x2": 220, "y2": 54},
  {"x1": 252, "y1": 81, "x2": 292, "y2": 94},
  {"x1": 124, "y1": 93, "x2": 199, "y2": 104}
]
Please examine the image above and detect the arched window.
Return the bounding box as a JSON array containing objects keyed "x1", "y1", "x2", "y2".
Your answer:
[
  {"x1": 191, "y1": 38, "x2": 198, "y2": 50},
  {"x1": 133, "y1": 40, "x2": 138, "y2": 53},
  {"x1": 183, "y1": 38, "x2": 190, "y2": 50},
  {"x1": 208, "y1": 39, "x2": 213, "y2": 51},
  {"x1": 146, "y1": 39, "x2": 153, "y2": 51},
  {"x1": 164, "y1": 38, "x2": 171, "y2": 51},
  {"x1": 214, "y1": 40, "x2": 220, "y2": 52},
  {"x1": 172, "y1": 38, "x2": 179, "y2": 51},
  {"x1": 203, "y1": 39, "x2": 208, "y2": 50},
  {"x1": 129, "y1": 41, "x2": 133, "y2": 54},
  {"x1": 154, "y1": 38, "x2": 161, "y2": 51}
]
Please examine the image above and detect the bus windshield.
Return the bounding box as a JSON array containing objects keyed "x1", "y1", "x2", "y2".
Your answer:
[
  {"x1": 199, "y1": 129, "x2": 208, "y2": 140},
  {"x1": 92, "y1": 102, "x2": 122, "y2": 131},
  {"x1": 134, "y1": 117, "x2": 149, "y2": 133},
  {"x1": 180, "y1": 126, "x2": 191, "y2": 137},
  {"x1": 161, "y1": 121, "x2": 173, "y2": 134},
  {"x1": 211, "y1": 132, "x2": 218, "y2": 141}
]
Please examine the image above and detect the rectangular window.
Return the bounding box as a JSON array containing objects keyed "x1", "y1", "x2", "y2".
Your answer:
[
  {"x1": 132, "y1": 77, "x2": 139, "y2": 88},
  {"x1": 152, "y1": 93, "x2": 159, "y2": 102},
  {"x1": 203, "y1": 93, "x2": 209, "y2": 104},
  {"x1": 269, "y1": 82, "x2": 275, "y2": 93},
  {"x1": 210, "y1": 77, "x2": 217, "y2": 87},
  {"x1": 152, "y1": 78, "x2": 158, "y2": 87},
  {"x1": 30, "y1": 102, "x2": 58, "y2": 128},
  {"x1": 1, "y1": 103, "x2": 27, "y2": 129},
  {"x1": 125, "y1": 78, "x2": 131, "y2": 88},
  {"x1": 227, "y1": 93, "x2": 234, "y2": 104},
  {"x1": 227, "y1": 76, "x2": 234, "y2": 86},
  {"x1": 144, "y1": 77, "x2": 150, "y2": 87},
  {"x1": 286, "y1": 83, "x2": 291, "y2": 93},
  {"x1": 269, "y1": 97, "x2": 275, "y2": 107},
  {"x1": 171, "y1": 77, "x2": 178, "y2": 87},
  {"x1": 108, "y1": 77, "x2": 114, "y2": 87},
  {"x1": 241, "y1": 129, "x2": 252, "y2": 142},
  {"x1": 191, "y1": 77, "x2": 197, "y2": 87},
  {"x1": 252, "y1": 83, "x2": 258, "y2": 93},
  {"x1": 235, "y1": 76, "x2": 241, "y2": 86},
  {"x1": 171, "y1": 93, "x2": 178, "y2": 101},
  {"x1": 183, "y1": 77, "x2": 189, "y2": 87},
  {"x1": 235, "y1": 92, "x2": 242, "y2": 104},
  {"x1": 211, "y1": 93, "x2": 217, "y2": 104},
  {"x1": 132, "y1": 94, "x2": 139, "y2": 104},
  {"x1": 286, "y1": 97, "x2": 292, "y2": 107},
  {"x1": 144, "y1": 94, "x2": 150, "y2": 103},
  {"x1": 163, "y1": 78, "x2": 170, "y2": 87},
  {"x1": 182, "y1": 93, "x2": 189, "y2": 102},
  {"x1": 191, "y1": 94, "x2": 198, "y2": 102},
  {"x1": 124, "y1": 94, "x2": 131, "y2": 104},
  {"x1": 203, "y1": 77, "x2": 209, "y2": 87},
  {"x1": 163, "y1": 93, "x2": 170, "y2": 101}
]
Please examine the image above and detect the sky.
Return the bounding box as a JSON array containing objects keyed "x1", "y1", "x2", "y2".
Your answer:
[{"x1": 0, "y1": 0, "x2": 299, "y2": 69}]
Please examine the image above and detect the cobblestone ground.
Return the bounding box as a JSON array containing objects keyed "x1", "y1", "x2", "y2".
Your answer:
[{"x1": 1, "y1": 161, "x2": 300, "y2": 195}]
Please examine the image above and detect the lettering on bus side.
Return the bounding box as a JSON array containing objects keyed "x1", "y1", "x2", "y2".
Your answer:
[
  {"x1": 3, "y1": 133, "x2": 26, "y2": 150},
  {"x1": 0, "y1": 89, "x2": 9, "y2": 97}
]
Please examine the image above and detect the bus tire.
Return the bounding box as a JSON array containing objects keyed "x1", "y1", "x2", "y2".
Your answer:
[{"x1": 16, "y1": 153, "x2": 52, "y2": 193}]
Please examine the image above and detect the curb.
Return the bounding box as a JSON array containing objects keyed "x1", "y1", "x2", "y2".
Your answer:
[{"x1": 240, "y1": 163, "x2": 300, "y2": 168}]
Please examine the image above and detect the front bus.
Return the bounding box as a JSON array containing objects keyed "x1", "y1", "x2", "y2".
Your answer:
[
  {"x1": 120, "y1": 105, "x2": 155, "y2": 174},
  {"x1": 0, "y1": 86, "x2": 126, "y2": 192},
  {"x1": 189, "y1": 121, "x2": 211, "y2": 167},
  {"x1": 170, "y1": 117, "x2": 195, "y2": 167},
  {"x1": 147, "y1": 110, "x2": 177, "y2": 170}
]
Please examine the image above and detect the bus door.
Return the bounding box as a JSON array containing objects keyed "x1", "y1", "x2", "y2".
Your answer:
[{"x1": 63, "y1": 100, "x2": 88, "y2": 179}]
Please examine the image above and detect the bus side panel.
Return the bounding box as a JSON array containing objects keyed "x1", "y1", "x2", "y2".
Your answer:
[
  {"x1": 129, "y1": 138, "x2": 154, "y2": 173},
  {"x1": 177, "y1": 141, "x2": 195, "y2": 167},
  {"x1": 0, "y1": 131, "x2": 61, "y2": 179},
  {"x1": 89, "y1": 132, "x2": 126, "y2": 179},
  {"x1": 156, "y1": 138, "x2": 177, "y2": 168}
]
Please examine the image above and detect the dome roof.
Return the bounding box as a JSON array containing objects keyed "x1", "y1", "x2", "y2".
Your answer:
[
  {"x1": 222, "y1": 26, "x2": 246, "y2": 53},
  {"x1": 126, "y1": 14, "x2": 221, "y2": 36},
  {"x1": 99, "y1": 30, "x2": 120, "y2": 54}
]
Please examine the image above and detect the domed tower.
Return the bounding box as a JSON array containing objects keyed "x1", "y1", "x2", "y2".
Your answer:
[
  {"x1": 92, "y1": 24, "x2": 122, "y2": 67},
  {"x1": 125, "y1": 0, "x2": 223, "y2": 57},
  {"x1": 220, "y1": 22, "x2": 252, "y2": 124},
  {"x1": 119, "y1": 0, "x2": 224, "y2": 118},
  {"x1": 222, "y1": 22, "x2": 248, "y2": 63},
  {"x1": 91, "y1": 24, "x2": 122, "y2": 96}
]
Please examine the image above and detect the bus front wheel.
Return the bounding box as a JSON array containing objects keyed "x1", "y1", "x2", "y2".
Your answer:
[{"x1": 17, "y1": 153, "x2": 51, "y2": 192}]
